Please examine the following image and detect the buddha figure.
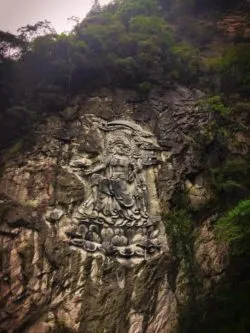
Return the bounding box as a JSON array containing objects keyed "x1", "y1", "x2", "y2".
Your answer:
[
  {"x1": 65, "y1": 119, "x2": 162, "y2": 258},
  {"x1": 74, "y1": 132, "x2": 149, "y2": 228}
]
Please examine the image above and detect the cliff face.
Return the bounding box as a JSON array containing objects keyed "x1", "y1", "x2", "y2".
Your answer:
[{"x1": 0, "y1": 86, "x2": 227, "y2": 333}]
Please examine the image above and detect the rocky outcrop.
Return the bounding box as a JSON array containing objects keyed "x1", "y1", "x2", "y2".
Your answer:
[{"x1": 0, "y1": 86, "x2": 226, "y2": 333}]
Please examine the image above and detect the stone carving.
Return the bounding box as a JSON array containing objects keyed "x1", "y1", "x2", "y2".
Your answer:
[{"x1": 64, "y1": 117, "x2": 162, "y2": 259}]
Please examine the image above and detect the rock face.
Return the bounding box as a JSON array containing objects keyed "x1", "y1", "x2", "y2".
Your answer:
[
  {"x1": 62, "y1": 117, "x2": 165, "y2": 262},
  {"x1": 0, "y1": 86, "x2": 226, "y2": 333}
]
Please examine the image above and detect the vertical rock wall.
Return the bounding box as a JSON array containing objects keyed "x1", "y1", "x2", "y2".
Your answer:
[{"x1": 0, "y1": 86, "x2": 226, "y2": 333}]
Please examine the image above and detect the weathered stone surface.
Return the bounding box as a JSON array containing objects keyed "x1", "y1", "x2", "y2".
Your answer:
[
  {"x1": 59, "y1": 117, "x2": 165, "y2": 261},
  {"x1": 195, "y1": 217, "x2": 228, "y2": 279},
  {"x1": 0, "y1": 86, "x2": 227, "y2": 333}
]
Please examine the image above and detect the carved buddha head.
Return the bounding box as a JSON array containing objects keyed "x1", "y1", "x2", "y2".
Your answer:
[{"x1": 106, "y1": 133, "x2": 132, "y2": 156}]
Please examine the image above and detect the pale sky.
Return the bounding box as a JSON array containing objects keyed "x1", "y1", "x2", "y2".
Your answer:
[{"x1": 0, "y1": 0, "x2": 112, "y2": 34}]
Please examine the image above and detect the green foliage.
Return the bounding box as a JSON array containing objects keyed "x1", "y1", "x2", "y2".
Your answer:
[
  {"x1": 203, "y1": 95, "x2": 232, "y2": 116},
  {"x1": 117, "y1": 0, "x2": 159, "y2": 23},
  {"x1": 203, "y1": 291, "x2": 250, "y2": 333},
  {"x1": 210, "y1": 157, "x2": 250, "y2": 196},
  {"x1": 165, "y1": 0, "x2": 239, "y2": 13},
  {"x1": 0, "y1": 0, "x2": 248, "y2": 150},
  {"x1": 198, "y1": 93, "x2": 250, "y2": 160},
  {"x1": 5, "y1": 139, "x2": 23, "y2": 156},
  {"x1": 17, "y1": 20, "x2": 56, "y2": 41},
  {"x1": 164, "y1": 209, "x2": 193, "y2": 259},
  {"x1": 172, "y1": 42, "x2": 201, "y2": 82},
  {"x1": 165, "y1": 209, "x2": 206, "y2": 333},
  {"x1": 3, "y1": 0, "x2": 219, "y2": 150},
  {"x1": 177, "y1": 19, "x2": 216, "y2": 45},
  {"x1": 0, "y1": 30, "x2": 26, "y2": 60},
  {"x1": 233, "y1": 101, "x2": 250, "y2": 114},
  {"x1": 205, "y1": 44, "x2": 250, "y2": 95},
  {"x1": 197, "y1": 95, "x2": 234, "y2": 145},
  {"x1": 201, "y1": 200, "x2": 250, "y2": 333},
  {"x1": 138, "y1": 81, "x2": 153, "y2": 93},
  {"x1": 216, "y1": 199, "x2": 250, "y2": 255}
]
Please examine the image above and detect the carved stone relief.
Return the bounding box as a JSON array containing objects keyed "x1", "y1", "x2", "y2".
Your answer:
[{"x1": 50, "y1": 117, "x2": 163, "y2": 259}]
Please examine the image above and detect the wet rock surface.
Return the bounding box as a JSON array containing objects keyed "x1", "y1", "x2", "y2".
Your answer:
[{"x1": 0, "y1": 86, "x2": 226, "y2": 333}]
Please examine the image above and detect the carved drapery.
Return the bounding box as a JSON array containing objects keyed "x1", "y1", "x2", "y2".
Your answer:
[{"x1": 60, "y1": 118, "x2": 162, "y2": 259}]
